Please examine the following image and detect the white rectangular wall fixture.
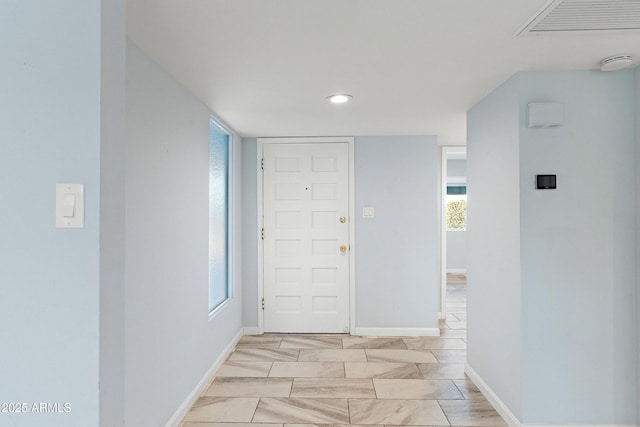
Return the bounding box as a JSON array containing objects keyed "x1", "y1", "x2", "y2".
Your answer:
[
  {"x1": 362, "y1": 207, "x2": 375, "y2": 218},
  {"x1": 56, "y1": 183, "x2": 84, "y2": 228},
  {"x1": 527, "y1": 102, "x2": 563, "y2": 128}
]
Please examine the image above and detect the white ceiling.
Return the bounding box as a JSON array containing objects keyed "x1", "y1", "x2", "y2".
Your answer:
[{"x1": 127, "y1": 0, "x2": 640, "y2": 144}]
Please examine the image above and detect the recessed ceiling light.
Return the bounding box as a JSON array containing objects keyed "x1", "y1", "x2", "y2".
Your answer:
[{"x1": 326, "y1": 94, "x2": 352, "y2": 104}]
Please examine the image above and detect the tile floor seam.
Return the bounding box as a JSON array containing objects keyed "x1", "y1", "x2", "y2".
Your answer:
[
  {"x1": 372, "y1": 377, "x2": 379, "y2": 400},
  {"x1": 452, "y1": 377, "x2": 467, "y2": 400},
  {"x1": 250, "y1": 397, "x2": 260, "y2": 422},
  {"x1": 437, "y1": 398, "x2": 454, "y2": 426}
]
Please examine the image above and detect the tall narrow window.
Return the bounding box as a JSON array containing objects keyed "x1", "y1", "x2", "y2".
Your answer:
[{"x1": 209, "y1": 121, "x2": 230, "y2": 313}]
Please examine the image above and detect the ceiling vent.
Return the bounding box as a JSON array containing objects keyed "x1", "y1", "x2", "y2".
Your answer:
[{"x1": 517, "y1": 0, "x2": 640, "y2": 35}]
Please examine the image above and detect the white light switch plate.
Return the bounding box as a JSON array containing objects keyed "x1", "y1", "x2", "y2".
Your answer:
[
  {"x1": 56, "y1": 183, "x2": 84, "y2": 228},
  {"x1": 363, "y1": 207, "x2": 375, "y2": 219}
]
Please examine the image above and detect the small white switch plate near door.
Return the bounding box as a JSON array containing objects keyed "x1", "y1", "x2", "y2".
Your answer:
[
  {"x1": 362, "y1": 207, "x2": 375, "y2": 219},
  {"x1": 56, "y1": 183, "x2": 84, "y2": 228}
]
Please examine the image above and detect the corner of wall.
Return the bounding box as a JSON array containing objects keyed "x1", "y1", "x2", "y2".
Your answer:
[
  {"x1": 466, "y1": 74, "x2": 522, "y2": 420},
  {"x1": 99, "y1": 1, "x2": 126, "y2": 426},
  {"x1": 240, "y1": 137, "x2": 259, "y2": 328},
  {"x1": 635, "y1": 66, "x2": 640, "y2": 426}
]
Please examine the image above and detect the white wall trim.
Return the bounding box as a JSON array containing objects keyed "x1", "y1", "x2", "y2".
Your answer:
[
  {"x1": 348, "y1": 139, "x2": 356, "y2": 335},
  {"x1": 465, "y1": 363, "x2": 636, "y2": 427},
  {"x1": 522, "y1": 425, "x2": 635, "y2": 427},
  {"x1": 465, "y1": 363, "x2": 520, "y2": 427},
  {"x1": 447, "y1": 269, "x2": 467, "y2": 274},
  {"x1": 165, "y1": 327, "x2": 243, "y2": 427},
  {"x1": 354, "y1": 327, "x2": 440, "y2": 337},
  {"x1": 256, "y1": 141, "x2": 265, "y2": 334},
  {"x1": 243, "y1": 326, "x2": 259, "y2": 335},
  {"x1": 521, "y1": 424, "x2": 635, "y2": 427}
]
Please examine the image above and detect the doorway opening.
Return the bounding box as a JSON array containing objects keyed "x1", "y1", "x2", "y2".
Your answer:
[{"x1": 440, "y1": 147, "x2": 467, "y2": 321}]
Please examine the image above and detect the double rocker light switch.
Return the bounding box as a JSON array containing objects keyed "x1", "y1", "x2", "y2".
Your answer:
[{"x1": 56, "y1": 183, "x2": 85, "y2": 228}]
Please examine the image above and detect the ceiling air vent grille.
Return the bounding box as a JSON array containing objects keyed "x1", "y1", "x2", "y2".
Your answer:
[{"x1": 517, "y1": 0, "x2": 640, "y2": 35}]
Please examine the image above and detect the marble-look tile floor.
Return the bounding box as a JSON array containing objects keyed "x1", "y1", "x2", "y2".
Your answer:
[{"x1": 181, "y1": 278, "x2": 507, "y2": 427}]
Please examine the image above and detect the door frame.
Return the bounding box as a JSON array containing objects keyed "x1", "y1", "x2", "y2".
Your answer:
[
  {"x1": 257, "y1": 137, "x2": 356, "y2": 334},
  {"x1": 440, "y1": 146, "x2": 466, "y2": 318}
]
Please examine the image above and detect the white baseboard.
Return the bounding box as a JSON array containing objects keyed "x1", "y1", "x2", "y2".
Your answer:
[
  {"x1": 243, "y1": 326, "x2": 260, "y2": 335},
  {"x1": 353, "y1": 327, "x2": 440, "y2": 337},
  {"x1": 523, "y1": 425, "x2": 635, "y2": 427},
  {"x1": 165, "y1": 327, "x2": 244, "y2": 427},
  {"x1": 465, "y1": 363, "x2": 521, "y2": 427},
  {"x1": 465, "y1": 364, "x2": 636, "y2": 427},
  {"x1": 447, "y1": 269, "x2": 467, "y2": 274}
]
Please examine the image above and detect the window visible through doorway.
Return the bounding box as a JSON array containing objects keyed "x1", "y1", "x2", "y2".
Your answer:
[
  {"x1": 446, "y1": 186, "x2": 467, "y2": 230},
  {"x1": 209, "y1": 120, "x2": 231, "y2": 313}
]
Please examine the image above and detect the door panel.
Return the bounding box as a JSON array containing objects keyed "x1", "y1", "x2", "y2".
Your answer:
[{"x1": 263, "y1": 142, "x2": 350, "y2": 333}]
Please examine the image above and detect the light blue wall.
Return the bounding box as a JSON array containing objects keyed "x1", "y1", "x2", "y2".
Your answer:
[
  {"x1": 241, "y1": 138, "x2": 259, "y2": 328},
  {"x1": 354, "y1": 136, "x2": 440, "y2": 330},
  {"x1": 635, "y1": 66, "x2": 640, "y2": 427},
  {"x1": 0, "y1": 2, "x2": 108, "y2": 426},
  {"x1": 241, "y1": 136, "x2": 441, "y2": 331},
  {"x1": 125, "y1": 42, "x2": 243, "y2": 426},
  {"x1": 467, "y1": 75, "x2": 522, "y2": 419},
  {"x1": 468, "y1": 70, "x2": 638, "y2": 424},
  {"x1": 99, "y1": 0, "x2": 126, "y2": 426},
  {"x1": 519, "y1": 70, "x2": 636, "y2": 424},
  {"x1": 447, "y1": 159, "x2": 467, "y2": 181},
  {"x1": 446, "y1": 230, "x2": 466, "y2": 271}
]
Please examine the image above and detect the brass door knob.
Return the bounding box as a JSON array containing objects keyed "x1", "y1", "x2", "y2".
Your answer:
[
  {"x1": 340, "y1": 216, "x2": 347, "y2": 223},
  {"x1": 340, "y1": 245, "x2": 348, "y2": 253}
]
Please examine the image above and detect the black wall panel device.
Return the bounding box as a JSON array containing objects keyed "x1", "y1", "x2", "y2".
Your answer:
[{"x1": 536, "y1": 175, "x2": 556, "y2": 189}]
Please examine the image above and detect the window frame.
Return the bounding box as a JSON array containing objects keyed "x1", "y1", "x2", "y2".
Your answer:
[{"x1": 208, "y1": 118, "x2": 234, "y2": 317}]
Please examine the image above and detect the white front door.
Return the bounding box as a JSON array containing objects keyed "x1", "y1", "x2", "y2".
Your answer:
[{"x1": 262, "y1": 141, "x2": 350, "y2": 333}]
